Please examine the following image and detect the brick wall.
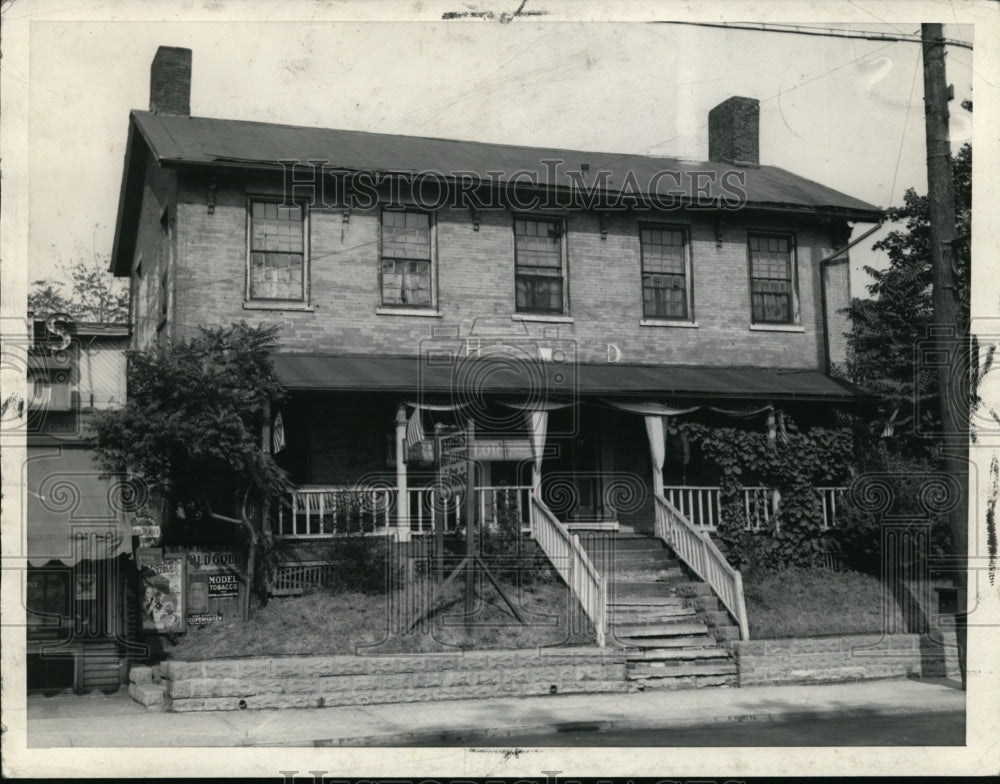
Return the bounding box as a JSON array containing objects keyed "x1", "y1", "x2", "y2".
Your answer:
[
  {"x1": 162, "y1": 169, "x2": 841, "y2": 370},
  {"x1": 823, "y1": 257, "x2": 851, "y2": 372},
  {"x1": 129, "y1": 149, "x2": 177, "y2": 350}
]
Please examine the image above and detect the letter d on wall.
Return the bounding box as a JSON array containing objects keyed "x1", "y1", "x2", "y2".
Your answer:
[{"x1": 607, "y1": 343, "x2": 622, "y2": 363}]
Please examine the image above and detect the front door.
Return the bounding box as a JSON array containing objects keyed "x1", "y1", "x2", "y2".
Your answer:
[{"x1": 543, "y1": 406, "x2": 604, "y2": 520}]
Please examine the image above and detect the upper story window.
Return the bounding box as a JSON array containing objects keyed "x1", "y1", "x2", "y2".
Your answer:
[
  {"x1": 640, "y1": 225, "x2": 691, "y2": 320},
  {"x1": 748, "y1": 232, "x2": 797, "y2": 324},
  {"x1": 248, "y1": 200, "x2": 306, "y2": 302},
  {"x1": 380, "y1": 209, "x2": 433, "y2": 307},
  {"x1": 514, "y1": 217, "x2": 565, "y2": 314}
]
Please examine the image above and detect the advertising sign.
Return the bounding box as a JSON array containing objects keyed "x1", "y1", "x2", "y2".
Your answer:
[
  {"x1": 185, "y1": 550, "x2": 244, "y2": 627},
  {"x1": 137, "y1": 550, "x2": 185, "y2": 633}
]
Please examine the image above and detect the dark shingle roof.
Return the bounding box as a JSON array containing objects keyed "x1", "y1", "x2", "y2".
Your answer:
[{"x1": 112, "y1": 110, "x2": 882, "y2": 275}]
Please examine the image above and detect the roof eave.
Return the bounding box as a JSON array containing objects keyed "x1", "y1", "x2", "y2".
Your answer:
[{"x1": 110, "y1": 113, "x2": 151, "y2": 278}]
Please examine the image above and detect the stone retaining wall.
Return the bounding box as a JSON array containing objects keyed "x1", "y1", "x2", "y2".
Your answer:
[
  {"x1": 151, "y1": 649, "x2": 629, "y2": 712},
  {"x1": 732, "y1": 630, "x2": 961, "y2": 686}
]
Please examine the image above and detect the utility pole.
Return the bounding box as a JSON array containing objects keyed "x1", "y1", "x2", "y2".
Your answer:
[{"x1": 921, "y1": 23, "x2": 967, "y2": 688}]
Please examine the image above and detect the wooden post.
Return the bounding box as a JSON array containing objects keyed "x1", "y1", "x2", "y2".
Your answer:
[
  {"x1": 922, "y1": 23, "x2": 968, "y2": 688},
  {"x1": 394, "y1": 405, "x2": 410, "y2": 542},
  {"x1": 464, "y1": 418, "x2": 476, "y2": 631}
]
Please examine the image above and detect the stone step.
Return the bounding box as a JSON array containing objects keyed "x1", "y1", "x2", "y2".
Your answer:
[
  {"x1": 628, "y1": 673, "x2": 736, "y2": 691},
  {"x1": 625, "y1": 647, "x2": 733, "y2": 662},
  {"x1": 582, "y1": 536, "x2": 667, "y2": 552},
  {"x1": 608, "y1": 606, "x2": 697, "y2": 623},
  {"x1": 606, "y1": 568, "x2": 687, "y2": 583},
  {"x1": 612, "y1": 621, "x2": 709, "y2": 638},
  {"x1": 589, "y1": 551, "x2": 680, "y2": 569},
  {"x1": 609, "y1": 580, "x2": 687, "y2": 597},
  {"x1": 628, "y1": 661, "x2": 737, "y2": 679},
  {"x1": 608, "y1": 597, "x2": 689, "y2": 608},
  {"x1": 612, "y1": 634, "x2": 715, "y2": 648}
]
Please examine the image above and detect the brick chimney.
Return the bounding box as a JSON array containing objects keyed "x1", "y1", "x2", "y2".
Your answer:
[
  {"x1": 708, "y1": 96, "x2": 759, "y2": 167},
  {"x1": 149, "y1": 46, "x2": 192, "y2": 116}
]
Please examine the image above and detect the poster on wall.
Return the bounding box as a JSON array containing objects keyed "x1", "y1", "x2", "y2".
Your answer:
[
  {"x1": 186, "y1": 550, "x2": 244, "y2": 626},
  {"x1": 137, "y1": 550, "x2": 185, "y2": 633}
]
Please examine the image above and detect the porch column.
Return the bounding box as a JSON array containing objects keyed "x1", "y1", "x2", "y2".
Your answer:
[
  {"x1": 528, "y1": 410, "x2": 549, "y2": 498},
  {"x1": 395, "y1": 404, "x2": 411, "y2": 542},
  {"x1": 644, "y1": 415, "x2": 666, "y2": 498}
]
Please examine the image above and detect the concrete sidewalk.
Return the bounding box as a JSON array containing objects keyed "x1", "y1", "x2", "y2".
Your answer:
[{"x1": 23, "y1": 676, "x2": 965, "y2": 747}]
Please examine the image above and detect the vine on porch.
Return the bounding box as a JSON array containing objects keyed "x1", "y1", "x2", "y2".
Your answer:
[{"x1": 672, "y1": 417, "x2": 854, "y2": 569}]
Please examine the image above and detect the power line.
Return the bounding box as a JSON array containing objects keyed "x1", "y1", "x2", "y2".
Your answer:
[{"x1": 656, "y1": 21, "x2": 974, "y2": 51}]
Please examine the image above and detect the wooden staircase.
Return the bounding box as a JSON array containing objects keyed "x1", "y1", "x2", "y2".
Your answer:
[{"x1": 582, "y1": 530, "x2": 738, "y2": 690}]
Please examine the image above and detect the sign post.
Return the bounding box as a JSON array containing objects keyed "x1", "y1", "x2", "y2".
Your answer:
[{"x1": 407, "y1": 418, "x2": 526, "y2": 635}]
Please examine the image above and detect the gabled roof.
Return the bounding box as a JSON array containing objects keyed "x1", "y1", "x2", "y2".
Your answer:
[{"x1": 112, "y1": 110, "x2": 883, "y2": 275}]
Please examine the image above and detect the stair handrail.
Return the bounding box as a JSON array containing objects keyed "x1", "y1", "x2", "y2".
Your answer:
[
  {"x1": 529, "y1": 494, "x2": 607, "y2": 647},
  {"x1": 653, "y1": 492, "x2": 750, "y2": 641}
]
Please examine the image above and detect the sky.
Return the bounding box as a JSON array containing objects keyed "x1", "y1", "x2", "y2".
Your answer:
[{"x1": 10, "y1": 6, "x2": 978, "y2": 297}]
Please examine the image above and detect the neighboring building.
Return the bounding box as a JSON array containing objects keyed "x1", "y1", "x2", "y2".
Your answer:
[
  {"x1": 25, "y1": 314, "x2": 135, "y2": 694},
  {"x1": 109, "y1": 47, "x2": 881, "y2": 638}
]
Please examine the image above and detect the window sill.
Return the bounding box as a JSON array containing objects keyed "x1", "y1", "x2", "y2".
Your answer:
[
  {"x1": 640, "y1": 319, "x2": 699, "y2": 329},
  {"x1": 243, "y1": 301, "x2": 315, "y2": 312},
  {"x1": 511, "y1": 313, "x2": 574, "y2": 324},
  {"x1": 376, "y1": 307, "x2": 442, "y2": 318},
  {"x1": 749, "y1": 323, "x2": 805, "y2": 333}
]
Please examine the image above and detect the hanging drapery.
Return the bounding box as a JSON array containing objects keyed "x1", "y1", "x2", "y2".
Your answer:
[
  {"x1": 528, "y1": 411, "x2": 548, "y2": 474},
  {"x1": 498, "y1": 399, "x2": 574, "y2": 411},
  {"x1": 404, "y1": 400, "x2": 468, "y2": 411},
  {"x1": 704, "y1": 402, "x2": 774, "y2": 417},
  {"x1": 643, "y1": 415, "x2": 666, "y2": 475},
  {"x1": 603, "y1": 400, "x2": 701, "y2": 417}
]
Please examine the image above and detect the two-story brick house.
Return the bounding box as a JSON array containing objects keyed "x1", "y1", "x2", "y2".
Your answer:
[{"x1": 110, "y1": 47, "x2": 881, "y2": 641}]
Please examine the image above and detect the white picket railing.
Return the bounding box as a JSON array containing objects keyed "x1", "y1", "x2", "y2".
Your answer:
[
  {"x1": 275, "y1": 486, "x2": 394, "y2": 538},
  {"x1": 663, "y1": 485, "x2": 721, "y2": 530},
  {"x1": 406, "y1": 485, "x2": 532, "y2": 534},
  {"x1": 654, "y1": 493, "x2": 749, "y2": 641},
  {"x1": 817, "y1": 486, "x2": 847, "y2": 530},
  {"x1": 743, "y1": 486, "x2": 775, "y2": 532},
  {"x1": 530, "y1": 494, "x2": 608, "y2": 647}
]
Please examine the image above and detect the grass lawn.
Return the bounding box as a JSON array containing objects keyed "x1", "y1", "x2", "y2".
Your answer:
[
  {"x1": 742, "y1": 566, "x2": 913, "y2": 639},
  {"x1": 165, "y1": 575, "x2": 595, "y2": 661}
]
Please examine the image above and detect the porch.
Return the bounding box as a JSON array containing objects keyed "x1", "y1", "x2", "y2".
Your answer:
[{"x1": 265, "y1": 355, "x2": 865, "y2": 644}]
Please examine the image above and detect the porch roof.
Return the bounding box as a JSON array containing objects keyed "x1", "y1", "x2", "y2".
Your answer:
[{"x1": 272, "y1": 354, "x2": 873, "y2": 403}]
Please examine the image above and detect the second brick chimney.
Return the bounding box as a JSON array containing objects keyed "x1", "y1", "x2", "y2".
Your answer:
[
  {"x1": 149, "y1": 46, "x2": 192, "y2": 116},
  {"x1": 708, "y1": 96, "x2": 759, "y2": 167}
]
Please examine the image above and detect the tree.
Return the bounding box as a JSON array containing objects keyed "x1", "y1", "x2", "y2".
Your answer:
[
  {"x1": 843, "y1": 143, "x2": 971, "y2": 455},
  {"x1": 29, "y1": 255, "x2": 129, "y2": 323},
  {"x1": 91, "y1": 322, "x2": 289, "y2": 617}
]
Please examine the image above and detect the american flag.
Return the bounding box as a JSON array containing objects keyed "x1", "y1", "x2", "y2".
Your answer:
[
  {"x1": 271, "y1": 409, "x2": 286, "y2": 454},
  {"x1": 405, "y1": 407, "x2": 425, "y2": 454}
]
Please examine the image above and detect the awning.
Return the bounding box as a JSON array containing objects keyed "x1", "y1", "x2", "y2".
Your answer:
[
  {"x1": 25, "y1": 447, "x2": 132, "y2": 566},
  {"x1": 272, "y1": 354, "x2": 874, "y2": 403}
]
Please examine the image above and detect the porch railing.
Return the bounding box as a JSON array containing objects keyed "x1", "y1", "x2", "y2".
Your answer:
[
  {"x1": 529, "y1": 494, "x2": 608, "y2": 647},
  {"x1": 654, "y1": 493, "x2": 749, "y2": 641},
  {"x1": 406, "y1": 485, "x2": 533, "y2": 535},
  {"x1": 662, "y1": 486, "x2": 721, "y2": 530},
  {"x1": 743, "y1": 486, "x2": 775, "y2": 532},
  {"x1": 275, "y1": 486, "x2": 394, "y2": 538},
  {"x1": 817, "y1": 486, "x2": 847, "y2": 530}
]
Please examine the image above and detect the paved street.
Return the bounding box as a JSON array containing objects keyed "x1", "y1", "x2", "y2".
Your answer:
[{"x1": 406, "y1": 711, "x2": 966, "y2": 747}]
